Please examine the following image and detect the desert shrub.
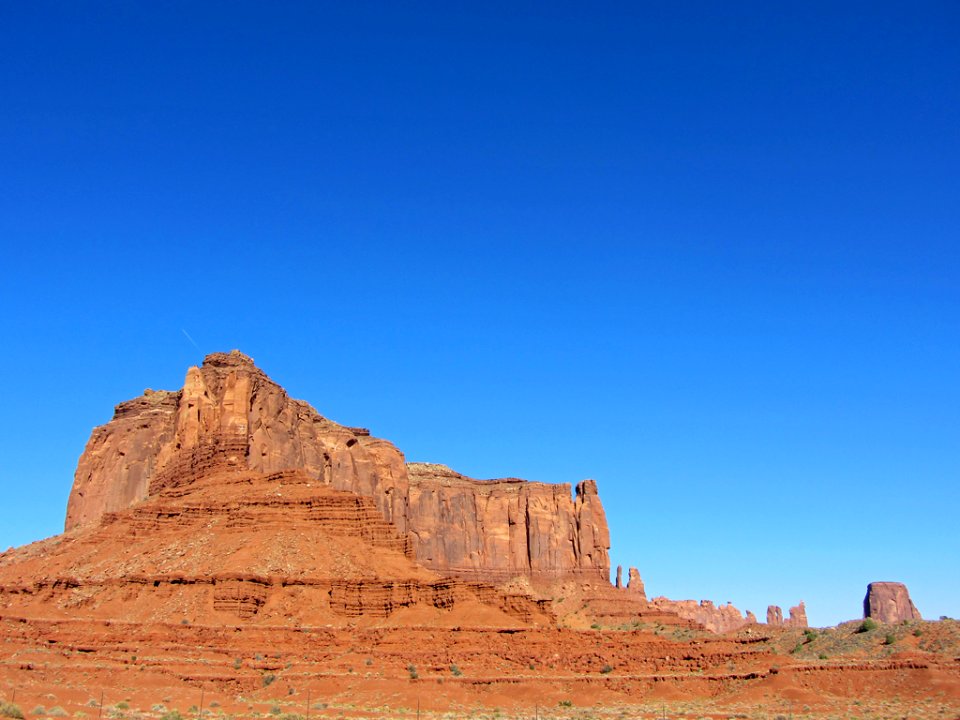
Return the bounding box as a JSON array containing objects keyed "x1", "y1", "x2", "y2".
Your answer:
[
  {"x1": 160, "y1": 710, "x2": 183, "y2": 720},
  {"x1": 818, "y1": 653, "x2": 828, "y2": 660},
  {"x1": 32, "y1": 707, "x2": 47, "y2": 717},
  {"x1": 857, "y1": 618, "x2": 877, "y2": 633},
  {"x1": 803, "y1": 629, "x2": 817, "y2": 643},
  {"x1": 48, "y1": 709, "x2": 68, "y2": 718},
  {"x1": 407, "y1": 663, "x2": 418, "y2": 679},
  {"x1": 884, "y1": 634, "x2": 896, "y2": 645},
  {"x1": 913, "y1": 628, "x2": 923, "y2": 637},
  {"x1": 590, "y1": 623, "x2": 601, "y2": 630},
  {"x1": 449, "y1": 664, "x2": 462, "y2": 676},
  {"x1": 268, "y1": 707, "x2": 281, "y2": 716},
  {"x1": 600, "y1": 664, "x2": 613, "y2": 674},
  {"x1": 262, "y1": 674, "x2": 276, "y2": 687},
  {"x1": 114, "y1": 705, "x2": 128, "y2": 712},
  {"x1": 0, "y1": 703, "x2": 24, "y2": 720},
  {"x1": 558, "y1": 700, "x2": 573, "y2": 708}
]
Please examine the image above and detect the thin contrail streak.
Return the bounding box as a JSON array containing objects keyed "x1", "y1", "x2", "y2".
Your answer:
[{"x1": 181, "y1": 329, "x2": 201, "y2": 352}]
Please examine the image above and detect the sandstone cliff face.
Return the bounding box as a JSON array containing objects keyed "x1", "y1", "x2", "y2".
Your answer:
[
  {"x1": 864, "y1": 582, "x2": 921, "y2": 624},
  {"x1": 66, "y1": 351, "x2": 610, "y2": 584},
  {"x1": 405, "y1": 463, "x2": 609, "y2": 581}
]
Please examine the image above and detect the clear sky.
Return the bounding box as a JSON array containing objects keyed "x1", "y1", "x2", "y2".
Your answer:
[{"x1": 1, "y1": 2, "x2": 957, "y2": 627}]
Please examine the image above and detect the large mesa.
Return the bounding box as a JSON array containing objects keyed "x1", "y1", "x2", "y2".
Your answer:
[{"x1": 66, "y1": 350, "x2": 611, "y2": 584}]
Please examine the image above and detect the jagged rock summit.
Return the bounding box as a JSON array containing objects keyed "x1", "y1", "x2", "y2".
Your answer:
[
  {"x1": 67, "y1": 351, "x2": 611, "y2": 584},
  {"x1": 864, "y1": 581, "x2": 922, "y2": 624}
]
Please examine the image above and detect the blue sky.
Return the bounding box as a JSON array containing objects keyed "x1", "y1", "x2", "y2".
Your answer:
[{"x1": 1, "y1": 2, "x2": 957, "y2": 627}]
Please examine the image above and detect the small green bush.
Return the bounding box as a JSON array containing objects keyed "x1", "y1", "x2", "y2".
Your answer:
[
  {"x1": 48, "y1": 709, "x2": 68, "y2": 718},
  {"x1": 803, "y1": 629, "x2": 817, "y2": 643},
  {"x1": 450, "y1": 664, "x2": 462, "y2": 676},
  {"x1": 913, "y1": 628, "x2": 923, "y2": 637},
  {"x1": 0, "y1": 703, "x2": 24, "y2": 720},
  {"x1": 558, "y1": 700, "x2": 573, "y2": 708},
  {"x1": 159, "y1": 712, "x2": 182, "y2": 720},
  {"x1": 262, "y1": 674, "x2": 276, "y2": 687},
  {"x1": 32, "y1": 708, "x2": 47, "y2": 717},
  {"x1": 600, "y1": 664, "x2": 613, "y2": 674},
  {"x1": 590, "y1": 623, "x2": 601, "y2": 630},
  {"x1": 857, "y1": 618, "x2": 878, "y2": 633},
  {"x1": 114, "y1": 704, "x2": 128, "y2": 712},
  {"x1": 884, "y1": 634, "x2": 896, "y2": 645},
  {"x1": 407, "y1": 663, "x2": 418, "y2": 679}
]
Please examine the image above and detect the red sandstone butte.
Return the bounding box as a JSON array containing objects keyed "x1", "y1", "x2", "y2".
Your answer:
[
  {"x1": 66, "y1": 351, "x2": 611, "y2": 584},
  {"x1": 864, "y1": 582, "x2": 922, "y2": 624}
]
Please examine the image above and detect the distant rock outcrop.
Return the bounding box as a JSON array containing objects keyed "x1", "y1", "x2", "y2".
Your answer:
[
  {"x1": 766, "y1": 602, "x2": 807, "y2": 628},
  {"x1": 626, "y1": 567, "x2": 646, "y2": 599},
  {"x1": 864, "y1": 582, "x2": 921, "y2": 624},
  {"x1": 66, "y1": 351, "x2": 611, "y2": 584}
]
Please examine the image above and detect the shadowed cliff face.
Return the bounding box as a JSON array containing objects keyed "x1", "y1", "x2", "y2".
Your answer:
[{"x1": 65, "y1": 351, "x2": 611, "y2": 583}]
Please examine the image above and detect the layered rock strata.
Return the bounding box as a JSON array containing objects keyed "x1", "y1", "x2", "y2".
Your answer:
[
  {"x1": 8, "y1": 466, "x2": 550, "y2": 626},
  {"x1": 66, "y1": 351, "x2": 611, "y2": 584}
]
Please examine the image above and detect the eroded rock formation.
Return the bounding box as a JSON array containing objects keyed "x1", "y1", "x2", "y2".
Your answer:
[
  {"x1": 66, "y1": 351, "x2": 610, "y2": 584},
  {"x1": 766, "y1": 602, "x2": 808, "y2": 628},
  {"x1": 864, "y1": 582, "x2": 921, "y2": 624},
  {"x1": 626, "y1": 566, "x2": 646, "y2": 599}
]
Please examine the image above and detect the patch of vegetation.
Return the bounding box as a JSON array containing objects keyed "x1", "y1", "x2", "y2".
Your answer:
[
  {"x1": 262, "y1": 674, "x2": 277, "y2": 687},
  {"x1": 857, "y1": 618, "x2": 878, "y2": 633},
  {"x1": 234, "y1": 658, "x2": 242, "y2": 669},
  {"x1": 913, "y1": 627, "x2": 923, "y2": 637},
  {"x1": 600, "y1": 664, "x2": 613, "y2": 674},
  {"x1": 268, "y1": 706, "x2": 281, "y2": 716},
  {"x1": 590, "y1": 623, "x2": 601, "y2": 630},
  {"x1": 558, "y1": 700, "x2": 573, "y2": 708},
  {"x1": 114, "y1": 704, "x2": 129, "y2": 712},
  {"x1": 884, "y1": 633, "x2": 896, "y2": 645},
  {"x1": 0, "y1": 703, "x2": 24, "y2": 720},
  {"x1": 803, "y1": 629, "x2": 817, "y2": 643},
  {"x1": 32, "y1": 707, "x2": 47, "y2": 717},
  {"x1": 818, "y1": 653, "x2": 828, "y2": 660},
  {"x1": 160, "y1": 712, "x2": 183, "y2": 720},
  {"x1": 48, "y1": 709, "x2": 68, "y2": 718},
  {"x1": 407, "y1": 663, "x2": 418, "y2": 680},
  {"x1": 449, "y1": 664, "x2": 462, "y2": 676}
]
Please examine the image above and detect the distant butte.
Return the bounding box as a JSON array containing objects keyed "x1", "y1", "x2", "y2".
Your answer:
[{"x1": 864, "y1": 581, "x2": 922, "y2": 624}]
